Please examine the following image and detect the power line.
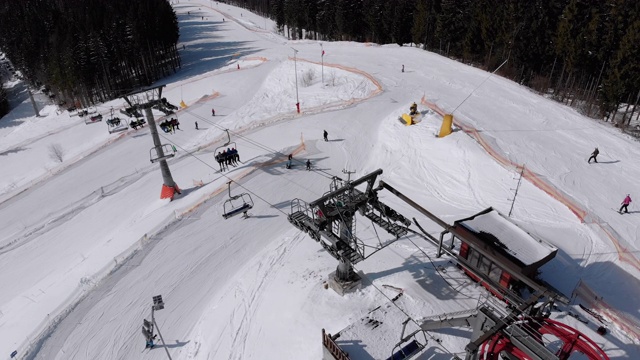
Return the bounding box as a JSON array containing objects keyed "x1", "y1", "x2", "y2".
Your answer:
[{"x1": 148, "y1": 108, "x2": 342, "y2": 218}]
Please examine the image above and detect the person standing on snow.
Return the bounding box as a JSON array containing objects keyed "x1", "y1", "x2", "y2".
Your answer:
[
  {"x1": 211, "y1": 108, "x2": 216, "y2": 116},
  {"x1": 306, "y1": 159, "x2": 311, "y2": 171},
  {"x1": 619, "y1": 194, "x2": 632, "y2": 213},
  {"x1": 323, "y1": 130, "x2": 328, "y2": 142},
  {"x1": 588, "y1": 147, "x2": 599, "y2": 163},
  {"x1": 195, "y1": 121, "x2": 199, "y2": 130}
]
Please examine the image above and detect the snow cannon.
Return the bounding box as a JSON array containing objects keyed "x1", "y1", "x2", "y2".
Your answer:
[{"x1": 438, "y1": 114, "x2": 453, "y2": 137}]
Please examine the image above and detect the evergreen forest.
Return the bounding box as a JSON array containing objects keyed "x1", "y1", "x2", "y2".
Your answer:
[
  {"x1": 0, "y1": 0, "x2": 181, "y2": 109},
  {"x1": 231, "y1": 0, "x2": 640, "y2": 126}
]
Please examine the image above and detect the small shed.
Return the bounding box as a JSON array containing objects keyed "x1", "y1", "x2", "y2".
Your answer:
[{"x1": 451, "y1": 207, "x2": 558, "y2": 297}]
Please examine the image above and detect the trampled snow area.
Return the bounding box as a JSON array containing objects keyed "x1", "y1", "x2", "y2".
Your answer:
[{"x1": 1, "y1": 1, "x2": 639, "y2": 359}]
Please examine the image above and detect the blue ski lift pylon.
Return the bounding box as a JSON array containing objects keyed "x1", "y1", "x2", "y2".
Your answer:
[
  {"x1": 222, "y1": 181, "x2": 253, "y2": 219},
  {"x1": 150, "y1": 144, "x2": 176, "y2": 163}
]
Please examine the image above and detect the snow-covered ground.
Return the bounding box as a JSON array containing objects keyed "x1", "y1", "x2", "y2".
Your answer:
[{"x1": 1, "y1": 1, "x2": 638, "y2": 359}]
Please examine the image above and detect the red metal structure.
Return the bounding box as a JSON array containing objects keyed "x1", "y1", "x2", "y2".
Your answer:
[{"x1": 480, "y1": 317, "x2": 609, "y2": 360}]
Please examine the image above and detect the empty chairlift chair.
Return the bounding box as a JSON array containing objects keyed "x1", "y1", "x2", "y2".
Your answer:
[
  {"x1": 222, "y1": 181, "x2": 253, "y2": 219},
  {"x1": 150, "y1": 144, "x2": 176, "y2": 163}
]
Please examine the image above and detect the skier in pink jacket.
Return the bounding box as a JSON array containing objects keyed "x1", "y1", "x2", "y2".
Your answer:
[{"x1": 619, "y1": 194, "x2": 632, "y2": 213}]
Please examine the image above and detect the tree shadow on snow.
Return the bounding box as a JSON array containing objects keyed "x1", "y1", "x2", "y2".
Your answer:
[
  {"x1": 0, "y1": 146, "x2": 28, "y2": 156},
  {"x1": 152, "y1": 9, "x2": 263, "y2": 85}
]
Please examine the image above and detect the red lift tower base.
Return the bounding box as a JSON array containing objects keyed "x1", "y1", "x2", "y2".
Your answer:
[{"x1": 160, "y1": 184, "x2": 181, "y2": 200}]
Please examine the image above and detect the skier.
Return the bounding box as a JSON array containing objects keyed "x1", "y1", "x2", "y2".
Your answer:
[
  {"x1": 588, "y1": 147, "x2": 599, "y2": 163},
  {"x1": 211, "y1": 108, "x2": 216, "y2": 116},
  {"x1": 195, "y1": 121, "x2": 199, "y2": 130},
  {"x1": 323, "y1": 130, "x2": 328, "y2": 142},
  {"x1": 402, "y1": 64, "x2": 405, "y2": 73},
  {"x1": 306, "y1": 159, "x2": 311, "y2": 171},
  {"x1": 619, "y1": 194, "x2": 632, "y2": 214}
]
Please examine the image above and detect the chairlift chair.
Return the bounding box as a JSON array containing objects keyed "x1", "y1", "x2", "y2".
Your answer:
[
  {"x1": 130, "y1": 118, "x2": 146, "y2": 129},
  {"x1": 213, "y1": 129, "x2": 237, "y2": 155},
  {"x1": 85, "y1": 113, "x2": 102, "y2": 124},
  {"x1": 106, "y1": 108, "x2": 128, "y2": 133},
  {"x1": 150, "y1": 144, "x2": 176, "y2": 163},
  {"x1": 222, "y1": 181, "x2": 254, "y2": 219}
]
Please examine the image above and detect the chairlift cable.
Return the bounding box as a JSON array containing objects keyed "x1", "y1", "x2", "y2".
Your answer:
[
  {"x1": 155, "y1": 131, "x2": 288, "y2": 218},
  {"x1": 183, "y1": 108, "x2": 336, "y2": 180}
]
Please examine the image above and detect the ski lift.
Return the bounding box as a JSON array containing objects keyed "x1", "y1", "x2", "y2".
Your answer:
[
  {"x1": 106, "y1": 108, "x2": 127, "y2": 133},
  {"x1": 214, "y1": 129, "x2": 237, "y2": 155},
  {"x1": 150, "y1": 144, "x2": 176, "y2": 163},
  {"x1": 222, "y1": 181, "x2": 253, "y2": 219},
  {"x1": 387, "y1": 319, "x2": 427, "y2": 360},
  {"x1": 129, "y1": 118, "x2": 146, "y2": 129},
  {"x1": 85, "y1": 113, "x2": 102, "y2": 124}
]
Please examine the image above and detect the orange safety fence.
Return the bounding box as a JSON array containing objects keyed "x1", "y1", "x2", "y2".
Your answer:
[
  {"x1": 573, "y1": 279, "x2": 640, "y2": 342},
  {"x1": 420, "y1": 97, "x2": 640, "y2": 273}
]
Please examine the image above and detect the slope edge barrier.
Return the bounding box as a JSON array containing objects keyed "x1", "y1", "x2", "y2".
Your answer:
[{"x1": 421, "y1": 97, "x2": 640, "y2": 273}]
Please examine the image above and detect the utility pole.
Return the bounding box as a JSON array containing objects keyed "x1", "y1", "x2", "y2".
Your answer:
[
  {"x1": 291, "y1": 47, "x2": 300, "y2": 113},
  {"x1": 147, "y1": 295, "x2": 172, "y2": 360},
  {"x1": 508, "y1": 165, "x2": 525, "y2": 217}
]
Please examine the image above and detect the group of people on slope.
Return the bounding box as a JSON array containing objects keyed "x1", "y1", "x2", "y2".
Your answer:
[
  {"x1": 285, "y1": 153, "x2": 312, "y2": 171},
  {"x1": 587, "y1": 147, "x2": 633, "y2": 214},
  {"x1": 284, "y1": 130, "x2": 329, "y2": 170},
  {"x1": 215, "y1": 148, "x2": 240, "y2": 171}
]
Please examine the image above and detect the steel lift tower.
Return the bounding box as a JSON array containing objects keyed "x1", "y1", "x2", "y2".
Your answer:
[{"x1": 122, "y1": 85, "x2": 181, "y2": 200}]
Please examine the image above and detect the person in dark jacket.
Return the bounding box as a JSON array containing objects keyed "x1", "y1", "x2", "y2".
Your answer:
[
  {"x1": 588, "y1": 147, "x2": 599, "y2": 163},
  {"x1": 323, "y1": 130, "x2": 328, "y2": 142},
  {"x1": 306, "y1": 159, "x2": 311, "y2": 170}
]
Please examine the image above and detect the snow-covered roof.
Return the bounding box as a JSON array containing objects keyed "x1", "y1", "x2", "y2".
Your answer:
[{"x1": 455, "y1": 208, "x2": 557, "y2": 268}]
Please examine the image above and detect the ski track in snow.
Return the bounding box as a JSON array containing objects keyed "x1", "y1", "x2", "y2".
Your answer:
[{"x1": 228, "y1": 233, "x2": 302, "y2": 359}]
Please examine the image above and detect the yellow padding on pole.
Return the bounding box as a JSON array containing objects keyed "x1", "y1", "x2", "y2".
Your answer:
[
  {"x1": 438, "y1": 114, "x2": 453, "y2": 137},
  {"x1": 180, "y1": 100, "x2": 187, "y2": 108},
  {"x1": 401, "y1": 113, "x2": 413, "y2": 126}
]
